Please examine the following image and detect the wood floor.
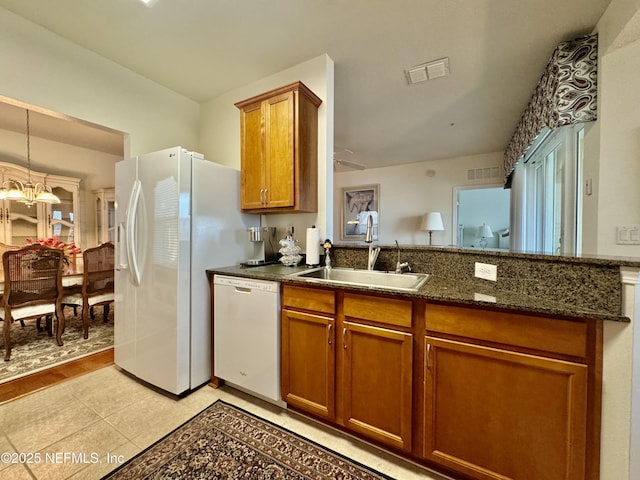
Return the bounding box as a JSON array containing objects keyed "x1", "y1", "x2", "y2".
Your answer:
[{"x1": 0, "y1": 347, "x2": 114, "y2": 404}]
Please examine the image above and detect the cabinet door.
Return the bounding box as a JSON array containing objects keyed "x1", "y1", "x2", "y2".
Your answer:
[
  {"x1": 95, "y1": 189, "x2": 116, "y2": 244},
  {"x1": 48, "y1": 186, "x2": 76, "y2": 243},
  {"x1": 6, "y1": 200, "x2": 44, "y2": 245},
  {"x1": 264, "y1": 91, "x2": 295, "y2": 208},
  {"x1": 239, "y1": 100, "x2": 265, "y2": 210},
  {"x1": 424, "y1": 336, "x2": 587, "y2": 480},
  {"x1": 281, "y1": 308, "x2": 335, "y2": 420},
  {"x1": 341, "y1": 321, "x2": 413, "y2": 452}
]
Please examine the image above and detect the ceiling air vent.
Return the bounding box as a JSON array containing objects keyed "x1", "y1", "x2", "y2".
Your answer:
[
  {"x1": 467, "y1": 166, "x2": 501, "y2": 181},
  {"x1": 405, "y1": 57, "x2": 450, "y2": 85}
]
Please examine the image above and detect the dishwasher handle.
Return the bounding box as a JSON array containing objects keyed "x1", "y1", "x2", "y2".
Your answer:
[{"x1": 214, "y1": 275, "x2": 280, "y2": 293}]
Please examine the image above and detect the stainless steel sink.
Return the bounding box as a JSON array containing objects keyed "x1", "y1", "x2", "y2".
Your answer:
[{"x1": 289, "y1": 267, "x2": 430, "y2": 292}]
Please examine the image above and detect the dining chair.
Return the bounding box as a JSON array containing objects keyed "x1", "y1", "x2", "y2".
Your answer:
[
  {"x1": 0, "y1": 244, "x2": 65, "y2": 361},
  {"x1": 62, "y1": 242, "x2": 114, "y2": 339}
]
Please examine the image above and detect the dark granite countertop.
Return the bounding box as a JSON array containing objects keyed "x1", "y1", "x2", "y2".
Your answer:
[{"x1": 207, "y1": 264, "x2": 629, "y2": 322}]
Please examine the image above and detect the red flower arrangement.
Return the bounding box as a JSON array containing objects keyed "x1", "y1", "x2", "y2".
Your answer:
[{"x1": 25, "y1": 236, "x2": 81, "y2": 264}]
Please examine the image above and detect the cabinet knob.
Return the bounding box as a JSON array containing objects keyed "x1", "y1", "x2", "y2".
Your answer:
[
  {"x1": 327, "y1": 324, "x2": 332, "y2": 345},
  {"x1": 343, "y1": 327, "x2": 347, "y2": 349},
  {"x1": 426, "y1": 343, "x2": 432, "y2": 370}
]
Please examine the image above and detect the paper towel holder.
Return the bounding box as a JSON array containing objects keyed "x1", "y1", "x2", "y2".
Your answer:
[{"x1": 305, "y1": 225, "x2": 321, "y2": 267}]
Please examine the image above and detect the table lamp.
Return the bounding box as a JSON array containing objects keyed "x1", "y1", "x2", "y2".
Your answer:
[
  {"x1": 421, "y1": 212, "x2": 444, "y2": 245},
  {"x1": 479, "y1": 224, "x2": 493, "y2": 250}
]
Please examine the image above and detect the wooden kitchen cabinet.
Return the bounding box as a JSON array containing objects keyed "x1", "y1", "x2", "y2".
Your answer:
[
  {"x1": 281, "y1": 285, "x2": 336, "y2": 420},
  {"x1": 235, "y1": 81, "x2": 322, "y2": 213},
  {"x1": 340, "y1": 292, "x2": 414, "y2": 452},
  {"x1": 423, "y1": 303, "x2": 594, "y2": 480},
  {"x1": 341, "y1": 321, "x2": 413, "y2": 452},
  {"x1": 281, "y1": 284, "x2": 414, "y2": 452}
]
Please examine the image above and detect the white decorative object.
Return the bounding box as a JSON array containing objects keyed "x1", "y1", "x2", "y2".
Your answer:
[
  {"x1": 421, "y1": 212, "x2": 444, "y2": 245},
  {"x1": 279, "y1": 229, "x2": 302, "y2": 266},
  {"x1": 479, "y1": 223, "x2": 494, "y2": 250}
]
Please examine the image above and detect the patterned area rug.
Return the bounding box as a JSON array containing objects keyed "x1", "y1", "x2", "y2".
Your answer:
[
  {"x1": 0, "y1": 307, "x2": 113, "y2": 383},
  {"x1": 103, "y1": 400, "x2": 393, "y2": 480}
]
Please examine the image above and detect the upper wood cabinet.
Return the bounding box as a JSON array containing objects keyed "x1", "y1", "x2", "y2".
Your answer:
[
  {"x1": 235, "y1": 81, "x2": 322, "y2": 213},
  {"x1": 0, "y1": 161, "x2": 80, "y2": 247}
]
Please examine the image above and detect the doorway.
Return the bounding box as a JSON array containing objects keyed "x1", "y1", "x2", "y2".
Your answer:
[{"x1": 454, "y1": 185, "x2": 510, "y2": 250}]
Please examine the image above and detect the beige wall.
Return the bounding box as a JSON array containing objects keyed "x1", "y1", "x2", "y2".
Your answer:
[
  {"x1": 334, "y1": 152, "x2": 503, "y2": 245},
  {"x1": 0, "y1": 6, "x2": 203, "y2": 249},
  {"x1": 0, "y1": 8, "x2": 200, "y2": 157},
  {"x1": 199, "y1": 54, "x2": 335, "y2": 245},
  {"x1": 583, "y1": 0, "x2": 640, "y2": 257},
  {"x1": 592, "y1": 2, "x2": 640, "y2": 479}
]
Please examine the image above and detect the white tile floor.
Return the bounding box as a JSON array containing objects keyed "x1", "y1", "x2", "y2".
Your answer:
[{"x1": 0, "y1": 366, "x2": 451, "y2": 479}]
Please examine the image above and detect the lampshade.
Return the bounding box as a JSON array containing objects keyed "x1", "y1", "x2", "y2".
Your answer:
[
  {"x1": 480, "y1": 224, "x2": 493, "y2": 238},
  {"x1": 421, "y1": 212, "x2": 444, "y2": 232}
]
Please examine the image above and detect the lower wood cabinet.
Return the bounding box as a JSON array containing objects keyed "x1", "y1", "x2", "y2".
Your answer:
[
  {"x1": 281, "y1": 308, "x2": 335, "y2": 420},
  {"x1": 424, "y1": 302, "x2": 598, "y2": 480},
  {"x1": 279, "y1": 286, "x2": 601, "y2": 480},
  {"x1": 423, "y1": 336, "x2": 587, "y2": 480},
  {"x1": 281, "y1": 285, "x2": 414, "y2": 452},
  {"x1": 342, "y1": 321, "x2": 413, "y2": 451},
  {"x1": 281, "y1": 285, "x2": 336, "y2": 420}
]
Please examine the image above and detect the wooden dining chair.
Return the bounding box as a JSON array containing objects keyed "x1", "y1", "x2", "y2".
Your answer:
[
  {"x1": 62, "y1": 242, "x2": 114, "y2": 339},
  {"x1": 0, "y1": 244, "x2": 65, "y2": 361}
]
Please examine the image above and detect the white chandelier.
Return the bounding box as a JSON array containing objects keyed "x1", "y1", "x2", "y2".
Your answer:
[{"x1": 0, "y1": 110, "x2": 61, "y2": 206}]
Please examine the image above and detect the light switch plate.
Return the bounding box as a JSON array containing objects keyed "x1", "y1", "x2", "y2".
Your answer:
[
  {"x1": 475, "y1": 262, "x2": 497, "y2": 281},
  {"x1": 616, "y1": 225, "x2": 640, "y2": 245}
]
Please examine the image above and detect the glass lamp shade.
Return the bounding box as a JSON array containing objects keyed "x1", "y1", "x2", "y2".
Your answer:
[
  {"x1": 0, "y1": 181, "x2": 28, "y2": 202},
  {"x1": 0, "y1": 180, "x2": 60, "y2": 205},
  {"x1": 35, "y1": 186, "x2": 61, "y2": 204}
]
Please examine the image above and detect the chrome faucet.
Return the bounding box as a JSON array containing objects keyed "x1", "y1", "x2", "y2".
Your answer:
[
  {"x1": 365, "y1": 214, "x2": 380, "y2": 270},
  {"x1": 395, "y1": 240, "x2": 411, "y2": 274}
]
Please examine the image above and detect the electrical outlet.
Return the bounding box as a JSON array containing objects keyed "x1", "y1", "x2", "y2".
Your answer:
[{"x1": 475, "y1": 262, "x2": 497, "y2": 282}]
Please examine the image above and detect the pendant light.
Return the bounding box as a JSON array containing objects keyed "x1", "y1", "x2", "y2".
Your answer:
[{"x1": 0, "y1": 110, "x2": 61, "y2": 206}]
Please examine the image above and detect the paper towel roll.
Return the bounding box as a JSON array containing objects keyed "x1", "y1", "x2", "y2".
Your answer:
[{"x1": 306, "y1": 226, "x2": 320, "y2": 266}]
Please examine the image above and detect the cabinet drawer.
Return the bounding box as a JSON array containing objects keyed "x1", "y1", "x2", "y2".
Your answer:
[
  {"x1": 426, "y1": 303, "x2": 588, "y2": 359},
  {"x1": 344, "y1": 293, "x2": 412, "y2": 328},
  {"x1": 283, "y1": 284, "x2": 335, "y2": 314}
]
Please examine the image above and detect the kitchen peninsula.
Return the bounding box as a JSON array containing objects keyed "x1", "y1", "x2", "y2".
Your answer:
[{"x1": 208, "y1": 245, "x2": 640, "y2": 480}]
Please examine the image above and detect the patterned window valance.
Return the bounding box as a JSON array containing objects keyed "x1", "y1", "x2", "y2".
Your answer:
[{"x1": 503, "y1": 34, "x2": 598, "y2": 182}]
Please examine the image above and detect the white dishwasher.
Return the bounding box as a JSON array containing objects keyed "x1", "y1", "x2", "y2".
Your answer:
[{"x1": 213, "y1": 275, "x2": 284, "y2": 407}]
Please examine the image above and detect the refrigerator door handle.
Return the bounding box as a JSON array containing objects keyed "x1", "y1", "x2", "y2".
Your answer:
[
  {"x1": 116, "y1": 223, "x2": 128, "y2": 270},
  {"x1": 126, "y1": 179, "x2": 142, "y2": 286}
]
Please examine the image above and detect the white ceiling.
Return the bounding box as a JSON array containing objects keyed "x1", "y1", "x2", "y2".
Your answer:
[{"x1": 0, "y1": 0, "x2": 612, "y2": 169}]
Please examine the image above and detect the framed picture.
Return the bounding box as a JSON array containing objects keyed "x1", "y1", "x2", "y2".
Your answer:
[{"x1": 341, "y1": 184, "x2": 379, "y2": 241}]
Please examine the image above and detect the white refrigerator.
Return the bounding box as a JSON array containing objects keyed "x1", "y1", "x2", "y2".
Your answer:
[{"x1": 114, "y1": 146, "x2": 258, "y2": 395}]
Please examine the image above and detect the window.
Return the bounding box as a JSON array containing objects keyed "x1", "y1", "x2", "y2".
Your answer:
[{"x1": 513, "y1": 125, "x2": 583, "y2": 255}]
